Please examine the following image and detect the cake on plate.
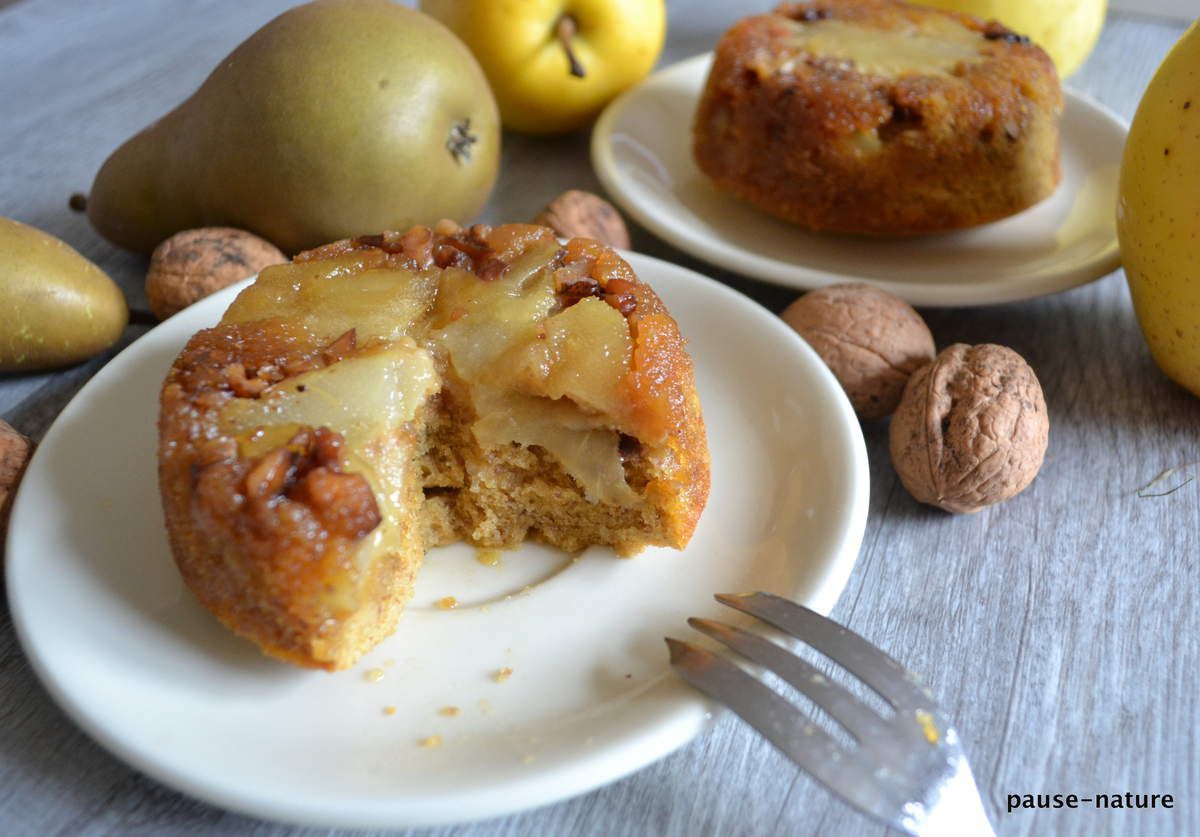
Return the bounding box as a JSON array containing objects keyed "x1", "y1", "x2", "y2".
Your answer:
[
  {"x1": 158, "y1": 222, "x2": 709, "y2": 670},
  {"x1": 693, "y1": 0, "x2": 1063, "y2": 235}
]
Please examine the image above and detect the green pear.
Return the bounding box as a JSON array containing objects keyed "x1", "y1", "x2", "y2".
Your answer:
[
  {"x1": 87, "y1": 0, "x2": 499, "y2": 254},
  {"x1": 0, "y1": 217, "x2": 128, "y2": 371}
]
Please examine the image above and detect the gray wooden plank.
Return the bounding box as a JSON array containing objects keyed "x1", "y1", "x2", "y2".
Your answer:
[{"x1": 0, "y1": 2, "x2": 1196, "y2": 836}]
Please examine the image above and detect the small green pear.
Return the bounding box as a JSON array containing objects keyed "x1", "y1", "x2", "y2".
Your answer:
[
  {"x1": 0, "y1": 218, "x2": 128, "y2": 371},
  {"x1": 87, "y1": 0, "x2": 499, "y2": 254}
]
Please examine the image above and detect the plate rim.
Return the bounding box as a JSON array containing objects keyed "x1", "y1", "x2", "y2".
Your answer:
[
  {"x1": 592, "y1": 52, "x2": 1127, "y2": 308},
  {"x1": 5, "y1": 250, "x2": 870, "y2": 828}
]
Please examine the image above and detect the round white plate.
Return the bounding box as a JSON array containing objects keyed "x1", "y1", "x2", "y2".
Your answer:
[
  {"x1": 6, "y1": 252, "x2": 869, "y2": 829},
  {"x1": 592, "y1": 53, "x2": 1127, "y2": 307}
]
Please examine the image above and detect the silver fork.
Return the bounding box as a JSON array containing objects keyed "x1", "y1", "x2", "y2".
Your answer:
[{"x1": 666, "y1": 593, "x2": 995, "y2": 837}]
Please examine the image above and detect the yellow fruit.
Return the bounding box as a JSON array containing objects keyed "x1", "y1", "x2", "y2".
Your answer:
[
  {"x1": 1118, "y1": 21, "x2": 1200, "y2": 397},
  {"x1": 0, "y1": 217, "x2": 127, "y2": 371},
  {"x1": 421, "y1": 0, "x2": 665, "y2": 134},
  {"x1": 88, "y1": 0, "x2": 500, "y2": 254},
  {"x1": 921, "y1": 0, "x2": 1106, "y2": 78}
]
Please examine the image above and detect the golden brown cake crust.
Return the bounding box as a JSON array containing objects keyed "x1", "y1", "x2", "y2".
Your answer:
[
  {"x1": 158, "y1": 320, "x2": 391, "y2": 669},
  {"x1": 158, "y1": 223, "x2": 709, "y2": 670},
  {"x1": 693, "y1": 0, "x2": 1063, "y2": 235}
]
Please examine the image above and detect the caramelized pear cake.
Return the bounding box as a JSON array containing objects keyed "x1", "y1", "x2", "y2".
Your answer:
[
  {"x1": 159, "y1": 222, "x2": 710, "y2": 670},
  {"x1": 693, "y1": 0, "x2": 1063, "y2": 235}
]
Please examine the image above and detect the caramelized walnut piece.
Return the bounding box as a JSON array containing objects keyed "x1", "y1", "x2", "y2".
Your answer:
[
  {"x1": 342, "y1": 229, "x2": 435, "y2": 269},
  {"x1": 351, "y1": 233, "x2": 388, "y2": 250},
  {"x1": 291, "y1": 467, "x2": 381, "y2": 539},
  {"x1": 434, "y1": 244, "x2": 473, "y2": 270},
  {"x1": 982, "y1": 22, "x2": 1031, "y2": 45},
  {"x1": 602, "y1": 278, "x2": 639, "y2": 316},
  {"x1": 244, "y1": 447, "x2": 292, "y2": 500},
  {"x1": 321, "y1": 329, "x2": 358, "y2": 365},
  {"x1": 239, "y1": 427, "x2": 381, "y2": 539},
  {"x1": 296, "y1": 429, "x2": 380, "y2": 538},
  {"x1": 432, "y1": 226, "x2": 496, "y2": 275},
  {"x1": 559, "y1": 279, "x2": 605, "y2": 306},
  {"x1": 225, "y1": 362, "x2": 269, "y2": 398},
  {"x1": 196, "y1": 437, "x2": 238, "y2": 467},
  {"x1": 476, "y1": 257, "x2": 508, "y2": 282},
  {"x1": 553, "y1": 256, "x2": 595, "y2": 286},
  {"x1": 443, "y1": 237, "x2": 488, "y2": 261},
  {"x1": 782, "y1": 4, "x2": 830, "y2": 22},
  {"x1": 552, "y1": 258, "x2": 638, "y2": 318},
  {"x1": 399, "y1": 225, "x2": 435, "y2": 269},
  {"x1": 312, "y1": 427, "x2": 343, "y2": 465},
  {"x1": 299, "y1": 222, "x2": 556, "y2": 286},
  {"x1": 606, "y1": 295, "x2": 638, "y2": 316},
  {"x1": 254, "y1": 364, "x2": 284, "y2": 385},
  {"x1": 283, "y1": 357, "x2": 319, "y2": 378}
]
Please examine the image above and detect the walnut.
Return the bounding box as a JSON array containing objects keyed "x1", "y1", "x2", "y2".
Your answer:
[
  {"x1": 781, "y1": 283, "x2": 935, "y2": 419},
  {"x1": 146, "y1": 228, "x2": 286, "y2": 320},
  {"x1": 889, "y1": 343, "x2": 1049, "y2": 513},
  {"x1": 1, "y1": 420, "x2": 34, "y2": 548},
  {"x1": 534, "y1": 190, "x2": 631, "y2": 249},
  {"x1": 432, "y1": 218, "x2": 462, "y2": 237}
]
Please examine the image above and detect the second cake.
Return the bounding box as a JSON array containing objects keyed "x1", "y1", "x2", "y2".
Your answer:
[{"x1": 692, "y1": 0, "x2": 1064, "y2": 236}]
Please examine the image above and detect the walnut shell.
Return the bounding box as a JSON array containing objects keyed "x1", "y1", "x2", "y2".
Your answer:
[
  {"x1": 534, "y1": 190, "x2": 631, "y2": 249},
  {"x1": 146, "y1": 228, "x2": 286, "y2": 320},
  {"x1": 889, "y1": 343, "x2": 1049, "y2": 514},
  {"x1": 781, "y1": 283, "x2": 935, "y2": 419},
  {"x1": 0, "y1": 419, "x2": 34, "y2": 548}
]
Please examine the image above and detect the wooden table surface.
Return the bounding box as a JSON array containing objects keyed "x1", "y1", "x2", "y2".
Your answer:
[{"x1": 1, "y1": 2, "x2": 1195, "y2": 835}]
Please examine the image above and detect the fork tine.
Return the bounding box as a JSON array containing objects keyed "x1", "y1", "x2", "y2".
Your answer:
[
  {"x1": 666, "y1": 638, "x2": 847, "y2": 764},
  {"x1": 687, "y1": 618, "x2": 893, "y2": 746},
  {"x1": 667, "y1": 637, "x2": 873, "y2": 781},
  {"x1": 666, "y1": 638, "x2": 906, "y2": 818},
  {"x1": 715, "y1": 593, "x2": 932, "y2": 711}
]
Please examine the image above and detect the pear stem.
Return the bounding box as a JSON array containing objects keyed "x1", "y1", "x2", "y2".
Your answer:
[{"x1": 556, "y1": 15, "x2": 586, "y2": 78}]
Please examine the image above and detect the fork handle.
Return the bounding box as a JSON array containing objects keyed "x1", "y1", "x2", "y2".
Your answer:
[{"x1": 909, "y1": 757, "x2": 995, "y2": 837}]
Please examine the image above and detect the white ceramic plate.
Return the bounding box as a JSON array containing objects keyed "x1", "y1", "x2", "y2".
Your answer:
[
  {"x1": 6, "y1": 252, "x2": 869, "y2": 829},
  {"x1": 592, "y1": 54, "x2": 1127, "y2": 307}
]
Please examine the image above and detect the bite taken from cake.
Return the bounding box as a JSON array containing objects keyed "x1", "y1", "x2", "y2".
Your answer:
[
  {"x1": 692, "y1": 0, "x2": 1064, "y2": 236},
  {"x1": 158, "y1": 222, "x2": 710, "y2": 671}
]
